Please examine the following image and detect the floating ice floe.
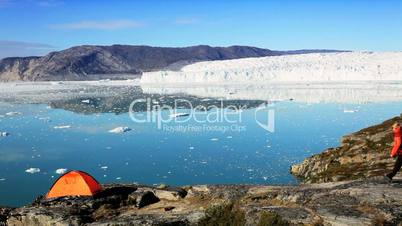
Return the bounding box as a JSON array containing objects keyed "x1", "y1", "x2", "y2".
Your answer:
[
  {"x1": 226, "y1": 136, "x2": 233, "y2": 139},
  {"x1": 55, "y1": 168, "x2": 68, "y2": 174},
  {"x1": 100, "y1": 166, "x2": 108, "y2": 170},
  {"x1": 54, "y1": 125, "x2": 71, "y2": 129},
  {"x1": 169, "y1": 113, "x2": 190, "y2": 118},
  {"x1": 210, "y1": 138, "x2": 219, "y2": 141},
  {"x1": 5, "y1": 112, "x2": 22, "y2": 116},
  {"x1": 108, "y1": 127, "x2": 132, "y2": 134},
  {"x1": 343, "y1": 109, "x2": 358, "y2": 113},
  {"x1": 0, "y1": 132, "x2": 10, "y2": 137},
  {"x1": 116, "y1": 177, "x2": 122, "y2": 180},
  {"x1": 25, "y1": 168, "x2": 41, "y2": 174},
  {"x1": 81, "y1": 99, "x2": 91, "y2": 104},
  {"x1": 38, "y1": 117, "x2": 51, "y2": 122},
  {"x1": 0, "y1": 178, "x2": 5, "y2": 181}
]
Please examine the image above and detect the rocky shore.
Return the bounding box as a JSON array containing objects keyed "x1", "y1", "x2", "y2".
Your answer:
[
  {"x1": 1, "y1": 114, "x2": 402, "y2": 225},
  {"x1": 291, "y1": 114, "x2": 402, "y2": 183},
  {"x1": 1, "y1": 177, "x2": 401, "y2": 226}
]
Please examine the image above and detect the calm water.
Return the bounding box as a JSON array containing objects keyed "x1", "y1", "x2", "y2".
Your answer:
[{"x1": 1, "y1": 83, "x2": 402, "y2": 206}]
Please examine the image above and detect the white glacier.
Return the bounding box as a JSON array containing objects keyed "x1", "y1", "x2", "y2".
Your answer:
[{"x1": 140, "y1": 52, "x2": 402, "y2": 84}]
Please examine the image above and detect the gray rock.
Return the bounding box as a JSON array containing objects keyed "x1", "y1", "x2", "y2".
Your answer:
[
  {"x1": 128, "y1": 189, "x2": 160, "y2": 208},
  {"x1": 154, "y1": 187, "x2": 187, "y2": 201},
  {"x1": 0, "y1": 207, "x2": 13, "y2": 226}
]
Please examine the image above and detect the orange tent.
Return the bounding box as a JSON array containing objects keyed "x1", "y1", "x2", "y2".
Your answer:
[{"x1": 46, "y1": 170, "x2": 102, "y2": 199}]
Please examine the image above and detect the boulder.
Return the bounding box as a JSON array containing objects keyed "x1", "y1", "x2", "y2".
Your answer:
[{"x1": 128, "y1": 190, "x2": 160, "y2": 208}]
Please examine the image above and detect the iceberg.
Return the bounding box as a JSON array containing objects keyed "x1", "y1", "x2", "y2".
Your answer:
[
  {"x1": 169, "y1": 113, "x2": 190, "y2": 118},
  {"x1": 343, "y1": 109, "x2": 358, "y2": 113},
  {"x1": 54, "y1": 125, "x2": 71, "y2": 129},
  {"x1": 25, "y1": 168, "x2": 40, "y2": 174},
  {"x1": 38, "y1": 117, "x2": 51, "y2": 123},
  {"x1": 55, "y1": 168, "x2": 68, "y2": 174},
  {"x1": 5, "y1": 112, "x2": 22, "y2": 116},
  {"x1": 0, "y1": 132, "x2": 10, "y2": 137},
  {"x1": 108, "y1": 127, "x2": 132, "y2": 133}
]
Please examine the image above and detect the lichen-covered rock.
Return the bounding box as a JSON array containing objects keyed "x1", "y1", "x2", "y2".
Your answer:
[{"x1": 291, "y1": 114, "x2": 402, "y2": 183}]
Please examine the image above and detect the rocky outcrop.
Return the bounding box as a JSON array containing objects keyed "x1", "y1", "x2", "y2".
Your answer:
[
  {"x1": 291, "y1": 114, "x2": 402, "y2": 183},
  {"x1": 0, "y1": 45, "x2": 342, "y2": 81},
  {"x1": 2, "y1": 177, "x2": 402, "y2": 225}
]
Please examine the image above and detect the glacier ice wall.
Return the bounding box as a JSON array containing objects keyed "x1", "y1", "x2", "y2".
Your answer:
[{"x1": 141, "y1": 52, "x2": 402, "y2": 84}]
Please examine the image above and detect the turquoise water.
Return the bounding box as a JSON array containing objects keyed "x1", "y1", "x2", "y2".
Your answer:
[{"x1": 0, "y1": 87, "x2": 402, "y2": 206}]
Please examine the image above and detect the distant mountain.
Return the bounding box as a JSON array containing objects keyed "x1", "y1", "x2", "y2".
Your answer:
[{"x1": 0, "y1": 45, "x2": 344, "y2": 81}]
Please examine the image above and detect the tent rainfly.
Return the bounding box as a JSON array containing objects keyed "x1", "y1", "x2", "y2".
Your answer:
[{"x1": 46, "y1": 170, "x2": 102, "y2": 199}]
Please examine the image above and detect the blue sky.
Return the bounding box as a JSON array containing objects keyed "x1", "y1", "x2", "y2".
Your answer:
[{"x1": 0, "y1": 0, "x2": 401, "y2": 57}]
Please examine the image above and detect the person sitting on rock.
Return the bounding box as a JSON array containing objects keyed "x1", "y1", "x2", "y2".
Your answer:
[{"x1": 386, "y1": 122, "x2": 402, "y2": 180}]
